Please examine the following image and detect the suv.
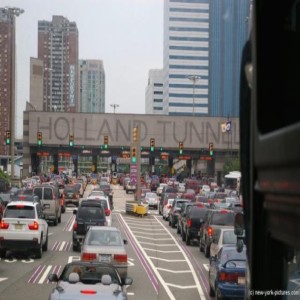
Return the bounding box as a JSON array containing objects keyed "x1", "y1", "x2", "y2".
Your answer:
[
  {"x1": 168, "y1": 198, "x2": 189, "y2": 228},
  {"x1": 0, "y1": 201, "x2": 48, "y2": 258},
  {"x1": 199, "y1": 209, "x2": 235, "y2": 257},
  {"x1": 64, "y1": 184, "x2": 80, "y2": 207},
  {"x1": 180, "y1": 204, "x2": 208, "y2": 245},
  {"x1": 72, "y1": 201, "x2": 107, "y2": 251},
  {"x1": 33, "y1": 185, "x2": 62, "y2": 225}
]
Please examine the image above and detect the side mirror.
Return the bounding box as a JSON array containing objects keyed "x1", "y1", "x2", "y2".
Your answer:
[
  {"x1": 123, "y1": 239, "x2": 128, "y2": 245},
  {"x1": 73, "y1": 209, "x2": 77, "y2": 215},
  {"x1": 234, "y1": 212, "x2": 244, "y2": 236},
  {"x1": 209, "y1": 256, "x2": 216, "y2": 264},
  {"x1": 236, "y1": 239, "x2": 244, "y2": 253},
  {"x1": 48, "y1": 274, "x2": 58, "y2": 282}
]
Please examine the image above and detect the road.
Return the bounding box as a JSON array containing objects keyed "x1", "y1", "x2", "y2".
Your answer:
[{"x1": 0, "y1": 184, "x2": 212, "y2": 300}]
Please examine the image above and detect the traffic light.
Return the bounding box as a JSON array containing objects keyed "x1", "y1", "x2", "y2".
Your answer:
[
  {"x1": 179, "y1": 142, "x2": 183, "y2": 154},
  {"x1": 150, "y1": 138, "x2": 155, "y2": 151},
  {"x1": 133, "y1": 127, "x2": 138, "y2": 142},
  {"x1": 5, "y1": 130, "x2": 11, "y2": 145},
  {"x1": 131, "y1": 146, "x2": 137, "y2": 163},
  {"x1": 37, "y1": 131, "x2": 42, "y2": 146},
  {"x1": 104, "y1": 135, "x2": 108, "y2": 149},
  {"x1": 209, "y1": 142, "x2": 214, "y2": 156},
  {"x1": 69, "y1": 134, "x2": 74, "y2": 147}
]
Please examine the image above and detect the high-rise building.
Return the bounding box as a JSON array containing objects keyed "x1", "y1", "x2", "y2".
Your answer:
[
  {"x1": 29, "y1": 57, "x2": 44, "y2": 111},
  {"x1": 145, "y1": 69, "x2": 164, "y2": 115},
  {"x1": 0, "y1": 7, "x2": 24, "y2": 156},
  {"x1": 163, "y1": 0, "x2": 250, "y2": 117},
  {"x1": 79, "y1": 60, "x2": 105, "y2": 113},
  {"x1": 38, "y1": 16, "x2": 79, "y2": 112},
  {"x1": 163, "y1": 0, "x2": 209, "y2": 116}
]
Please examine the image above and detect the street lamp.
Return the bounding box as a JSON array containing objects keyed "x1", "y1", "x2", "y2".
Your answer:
[
  {"x1": 1, "y1": 7, "x2": 24, "y2": 180},
  {"x1": 110, "y1": 104, "x2": 119, "y2": 113},
  {"x1": 187, "y1": 75, "x2": 201, "y2": 116}
]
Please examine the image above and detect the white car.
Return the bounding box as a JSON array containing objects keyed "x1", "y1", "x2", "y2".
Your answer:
[
  {"x1": 156, "y1": 183, "x2": 167, "y2": 196},
  {"x1": 85, "y1": 195, "x2": 112, "y2": 226},
  {"x1": 163, "y1": 198, "x2": 174, "y2": 220},
  {"x1": 0, "y1": 201, "x2": 48, "y2": 258},
  {"x1": 144, "y1": 192, "x2": 159, "y2": 209},
  {"x1": 201, "y1": 185, "x2": 211, "y2": 193}
]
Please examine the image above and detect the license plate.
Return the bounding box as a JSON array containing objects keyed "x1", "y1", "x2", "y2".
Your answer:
[
  {"x1": 238, "y1": 277, "x2": 245, "y2": 285},
  {"x1": 15, "y1": 224, "x2": 23, "y2": 230},
  {"x1": 100, "y1": 255, "x2": 111, "y2": 263}
]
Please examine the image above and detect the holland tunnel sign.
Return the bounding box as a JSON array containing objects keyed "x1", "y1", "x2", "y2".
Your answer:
[{"x1": 26, "y1": 111, "x2": 240, "y2": 150}]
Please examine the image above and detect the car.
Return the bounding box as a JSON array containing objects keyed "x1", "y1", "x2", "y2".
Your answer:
[
  {"x1": 74, "y1": 182, "x2": 84, "y2": 197},
  {"x1": 210, "y1": 226, "x2": 236, "y2": 258},
  {"x1": 48, "y1": 261, "x2": 133, "y2": 300},
  {"x1": 199, "y1": 209, "x2": 236, "y2": 257},
  {"x1": 11, "y1": 188, "x2": 41, "y2": 204},
  {"x1": 81, "y1": 226, "x2": 128, "y2": 281},
  {"x1": 72, "y1": 201, "x2": 107, "y2": 251},
  {"x1": 85, "y1": 195, "x2": 112, "y2": 226},
  {"x1": 209, "y1": 245, "x2": 247, "y2": 299},
  {"x1": 33, "y1": 185, "x2": 62, "y2": 225},
  {"x1": 168, "y1": 198, "x2": 190, "y2": 228},
  {"x1": 64, "y1": 184, "x2": 81, "y2": 207},
  {"x1": 125, "y1": 181, "x2": 136, "y2": 194},
  {"x1": 144, "y1": 192, "x2": 159, "y2": 209},
  {"x1": 0, "y1": 201, "x2": 48, "y2": 258},
  {"x1": 162, "y1": 198, "x2": 174, "y2": 220}
]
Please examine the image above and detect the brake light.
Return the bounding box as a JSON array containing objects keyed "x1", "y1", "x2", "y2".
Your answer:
[
  {"x1": 0, "y1": 221, "x2": 9, "y2": 229},
  {"x1": 220, "y1": 210, "x2": 229, "y2": 214},
  {"x1": 80, "y1": 290, "x2": 96, "y2": 295},
  {"x1": 167, "y1": 205, "x2": 171, "y2": 209},
  {"x1": 219, "y1": 271, "x2": 239, "y2": 283},
  {"x1": 105, "y1": 209, "x2": 111, "y2": 216},
  {"x1": 114, "y1": 254, "x2": 127, "y2": 263},
  {"x1": 16, "y1": 204, "x2": 24, "y2": 208},
  {"x1": 81, "y1": 252, "x2": 97, "y2": 261},
  {"x1": 28, "y1": 221, "x2": 39, "y2": 230},
  {"x1": 208, "y1": 226, "x2": 213, "y2": 237},
  {"x1": 73, "y1": 223, "x2": 78, "y2": 231},
  {"x1": 187, "y1": 219, "x2": 192, "y2": 227},
  {"x1": 19, "y1": 195, "x2": 25, "y2": 200}
]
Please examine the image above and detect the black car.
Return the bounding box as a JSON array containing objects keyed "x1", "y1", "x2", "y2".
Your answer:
[
  {"x1": 168, "y1": 198, "x2": 189, "y2": 228},
  {"x1": 72, "y1": 201, "x2": 107, "y2": 251}
]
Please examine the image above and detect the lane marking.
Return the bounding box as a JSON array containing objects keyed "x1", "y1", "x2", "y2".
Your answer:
[
  {"x1": 139, "y1": 242, "x2": 177, "y2": 247},
  {"x1": 148, "y1": 256, "x2": 186, "y2": 262},
  {"x1": 166, "y1": 283, "x2": 197, "y2": 289},
  {"x1": 143, "y1": 248, "x2": 181, "y2": 253},
  {"x1": 38, "y1": 265, "x2": 52, "y2": 284},
  {"x1": 156, "y1": 268, "x2": 192, "y2": 274},
  {"x1": 203, "y1": 264, "x2": 209, "y2": 272}
]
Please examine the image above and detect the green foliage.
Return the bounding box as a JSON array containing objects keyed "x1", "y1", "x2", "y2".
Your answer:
[
  {"x1": 223, "y1": 156, "x2": 240, "y2": 176},
  {"x1": 0, "y1": 169, "x2": 10, "y2": 183}
]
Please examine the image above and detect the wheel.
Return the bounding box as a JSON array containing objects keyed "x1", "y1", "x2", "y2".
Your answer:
[
  {"x1": 171, "y1": 219, "x2": 176, "y2": 228},
  {"x1": 61, "y1": 206, "x2": 66, "y2": 213},
  {"x1": 42, "y1": 231, "x2": 48, "y2": 251},
  {"x1": 205, "y1": 241, "x2": 210, "y2": 258},
  {"x1": 168, "y1": 217, "x2": 172, "y2": 226},
  {"x1": 199, "y1": 239, "x2": 204, "y2": 252},
  {"x1": 209, "y1": 283, "x2": 215, "y2": 297},
  {"x1": 186, "y1": 231, "x2": 191, "y2": 245},
  {"x1": 216, "y1": 288, "x2": 222, "y2": 300},
  {"x1": 181, "y1": 229, "x2": 186, "y2": 241},
  {"x1": 0, "y1": 249, "x2": 6, "y2": 258},
  {"x1": 53, "y1": 217, "x2": 58, "y2": 226},
  {"x1": 36, "y1": 237, "x2": 43, "y2": 259},
  {"x1": 58, "y1": 213, "x2": 61, "y2": 223}
]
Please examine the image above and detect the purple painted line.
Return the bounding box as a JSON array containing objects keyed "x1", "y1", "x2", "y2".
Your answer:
[
  {"x1": 51, "y1": 241, "x2": 59, "y2": 251},
  {"x1": 64, "y1": 241, "x2": 71, "y2": 251},
  {"x1": 64, "y1": 215, "x2": 75, "y2": 231},
  {"x1": 116, "y1": 214, "x2": 159, "y2": 293},
  {"x1": 28, "y1": 265, "x2": 46, "y2": 284}
]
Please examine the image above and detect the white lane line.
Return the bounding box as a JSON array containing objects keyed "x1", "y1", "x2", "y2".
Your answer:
[
  {"x1": 154, "y1": 215, "x2": 206, "y2": 299},
  {"x1": 134, "y1": 235, "x2": 173, "y2": 241},
  {"x1": 203, "y1": 264, "x2": 209, "y2": 271},
  {"x1": 131, "y1": 228, "x2": 166, "y2": 232},
  {"x1": 148, "y1": 256, "x2": 186, "y2": 262},
  {"x1": 166, "y1": 283, "x2": 197, "y2": 289},
  {"x1": 139, "y1": 241, "x2": 178, "y2": 247},
  {"x1": 59, "y1": 241, "x2": 66, "y2": 251},
  {"x1": 38, "y1": 265, "x2": 52, "y2": 284},
  {"x1": 143, "y1": 248, "x2": 181, "y2": 253},
  {"x1": 131, "y1": 231, "x2": 169, "y2": 236},
  {"x1": 119, "y1": 213, "x2": 206, "y2": 300},
  {"x1": 156, "y1": 268, "x2": 192, "y2": 274}
]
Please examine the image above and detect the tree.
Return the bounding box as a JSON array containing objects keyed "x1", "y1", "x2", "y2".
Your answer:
[{"x1": 223, "y1": 156, "x2": 240, "y2": 176}]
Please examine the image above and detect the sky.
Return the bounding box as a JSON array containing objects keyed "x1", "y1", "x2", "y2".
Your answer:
[{"x1": 2, "y1": 0, "x2": 164, "y2": 138}]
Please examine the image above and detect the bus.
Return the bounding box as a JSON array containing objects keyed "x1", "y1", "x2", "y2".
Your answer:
[
  {"x1": 224, "y1": 171, "x2": 241, "y2": 196},
  {"x1": 238, "y1": 0, "x2": 300, "y2": 298}
]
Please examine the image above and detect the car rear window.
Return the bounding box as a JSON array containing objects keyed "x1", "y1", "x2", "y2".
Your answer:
[
  {"x1": 5, "y1": 205, "x2": 35, "y2": 218},
  {"x1": 222, "y1": 230, "x2": 237, "y2": 244},
  {"x1": 77, "y1": 206, "x2": 105, "y2": 220},
  {"x1": 65, "y1": 186, "x2": 75, "y2": 193},
  {"x1": 212, "y1": 212, "x2": 235, "y2": 225},
  {"x1": 190, "y1": 206, "x2": 208, "y2": 218},
  {"x1": 44, "y1": 188, "x2": 53, "y2": 200}
]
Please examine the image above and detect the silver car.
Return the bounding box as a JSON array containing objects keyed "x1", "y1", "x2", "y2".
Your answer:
[
  {"x1": 48, "y1": 261, "x2": 133, "y2": 300},
  {"x1": 144, "y1": 192, "x2": 159, "y2": 209},
  {"x1": 81, "y1": 226, "x2": 128, "y2": 280}
]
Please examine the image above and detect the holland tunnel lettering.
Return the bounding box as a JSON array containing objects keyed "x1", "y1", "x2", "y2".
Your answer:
[{"x1": 28, "y1": 111, "x2": 239, "y2": 150}]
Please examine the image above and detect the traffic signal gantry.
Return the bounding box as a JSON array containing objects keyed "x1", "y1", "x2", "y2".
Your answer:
[
  {"x1": 104, "y1": 135, "x2": 109, "y2": 149},
  {"x1": 5, "y1": 130, "x2": 11, "y2": 145},
  {"x1": 37, "y1": 132, "x2": 42, "y2": 146},
  {"x1": 179, "y1": 141, "x2": 183, "y2": 154},
  {"x1": 209, "y1": 142, "x2": 214, "y2": 156},
  {"x1": 69, "y1": 134, "x2": 74, "y2": 147},
  {"x1": 150, "y1": 138, "x2": 155, "y2": 151}
]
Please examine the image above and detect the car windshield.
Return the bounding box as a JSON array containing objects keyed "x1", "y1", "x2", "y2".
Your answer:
[
  {"x1": 85, "y1": 230, "x2": 123, "y2": 247},
  {"x1": 77, "y1": 207, "x2": 104, "y2": 220},
  {"x1": 222, "y1": 230, "x2": 237, "y2": 244},
  {"x1": 220, "y1": 248, "x2": 247, "y2": 266},
  {"x1": 4, "y1": 205, "x2": 35, "y2": 218},
  {"x1": 212, "y1": 212, "x2": 235, "y2": 225},
  {"x1": 60, "y1": 264, "x2": 120, "y2": 284}
]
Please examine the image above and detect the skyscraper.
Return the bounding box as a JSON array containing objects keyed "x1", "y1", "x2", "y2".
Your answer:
[
  {"x1": 163, "y1": 0, "x2": 250, "y2": 117},
  {"x1": 145, "y1": 69, "x2": 164, "y2": 115},
  {"x1": 79, "y1": 60, "x2": 105, "y2": 113},
  {"x1": 163, "y1": 0, "x2": 209, "y2": 116},
  {"x1": 0, "y1": 7, "x2": 24, "y2": 156},
  {"x1": 38, "y1": 16, "x2": 79, "y2": 112}
]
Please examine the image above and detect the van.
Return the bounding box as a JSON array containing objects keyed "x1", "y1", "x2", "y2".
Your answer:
[{"x1": 33, "y1": 185, "x2": 62, "y2": 225}]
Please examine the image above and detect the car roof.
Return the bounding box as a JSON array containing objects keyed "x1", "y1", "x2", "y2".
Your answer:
[
  {"x1": 88, "y1": 226, "x2": 120, "y2": 232},
  {"x1": 7, "y1": 200, "x2": 36, "y2": 207}
]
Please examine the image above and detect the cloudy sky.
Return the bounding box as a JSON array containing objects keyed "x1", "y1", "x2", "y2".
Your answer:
[{"x1": 2, "y1": 0, "x2": 164, "y2": 137}]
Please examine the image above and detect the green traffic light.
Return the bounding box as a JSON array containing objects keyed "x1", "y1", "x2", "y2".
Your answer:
[
  {"x1": 69, "y1": 141, "x2": 74, "y2": 147},
  {"x1": 131, "y1": 157, "x2": 137, "y2": 163},
  {"x1": 104, "y1": 144, "x2": 108, "y2": 149},
  {"x1": 38, "y1": 140, "x2": 42, "y2": 146},
  {"x1": 6, "y1": 139, "x2": 10, "y2": 145},
  {"x1": 179, "y1": 150, "x2": 183, "y2": 155},
  {"x1": 150, "y1": 146, "x2": 154, "y2": 152},
  {"x1": 160, "y1": 147, "x2": 163, "y2": 151}
]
